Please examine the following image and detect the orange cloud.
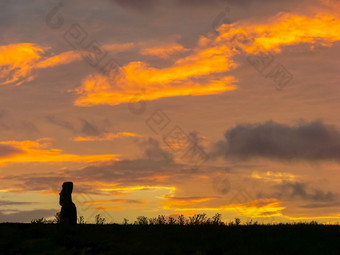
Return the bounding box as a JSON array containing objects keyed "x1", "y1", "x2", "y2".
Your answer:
[
  {"x1": 74, "y1": 73, "x2": 236, "y2": 106},
  {"x1": 217, "y1": 13, "x2": 340, "y2": 53},
  {"x1": 0, "y1": 138, "x2": 119, "y2": 165},
  {"x1": 73, "y1": 10, "x2": 340, "y2": 107},
  {"x1": 251, "y1": 171, "x2": 296, "y2": 183},
  {"x1": 74, "y1": 132, "x2": 139, "y2": 141},
  {"x1": 162, "y1": 195, "x2": 217, "y2": 209},
  {"x1": 140, "y1": 43, "x2": 189, "y2": 58},
  {"x1": 230, "y1": 198, "x2": 285, "y2": 217},
  {"x1": 169, "y1": 198, "x2": 285, "y2": 218},
  {"x1": 0, "y1": 42, "x2": 133, "y2": 86},
  {"x1": 82, "y1": 199, "x2": 147, "y2": 204},
  {"x1": 99, "y1": 185, "x2": 176, "y2": 192},
  {"x1": 73, "y1": 36, "x2": 238, "y2": 106},
  {"x1": 36, "y1": 50, "x2": 81, "y2": 69},
  {"x1": 0, "y1": 43, "x2": 46, "y2": 85},
  {"x1": 0, "y1": 43, "x2": 82, "y2": 85},
  {"x1": 93, "y1": 206, "x2": 124, "y2": 210}
]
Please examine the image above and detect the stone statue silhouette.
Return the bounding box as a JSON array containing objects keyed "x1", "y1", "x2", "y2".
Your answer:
[{"x1": 59, "y1": 182, "x2": 77, "y2": 225}]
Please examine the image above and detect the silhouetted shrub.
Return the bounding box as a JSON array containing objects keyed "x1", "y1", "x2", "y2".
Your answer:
[
  {"x1": 95, "y1": 214, "x2": 106, "y2": 224},
  {"x1": 31, "y1": 217, "x2": 46, "y2": 224},
  {"x1": 211, "y1": 213, "x2": 223, "y2": 225},
  {"x1": 234, "y1": 218, "x2": 241, "y2": 226},
  {"x1": 78, "y1": 215, "x2": 86, "y2": 224},
  {"x1": 157, "y1": 215, "x2": 166, "y2": 225},
  {"x1": 178, "y1": 214, "x2": 188, "y2": 225},
  {"x1": 136, "y1": 216, "x2": 148, "y2": 225},
  {"x1": 54, "y1": 212, "x2": 61, "y2": 224},
  {"x1": 168, "y1": 216, "x2": 176, "y2": 225},
  {"x1": 189, "y1": 213, "x2": 208, "y2": 225}
]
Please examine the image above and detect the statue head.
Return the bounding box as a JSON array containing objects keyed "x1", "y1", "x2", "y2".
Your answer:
[{"x1": 59, "y1": 182, "x2": 73, "y2": 206}]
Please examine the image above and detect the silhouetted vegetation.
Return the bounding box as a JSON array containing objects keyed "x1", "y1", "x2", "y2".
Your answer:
[
  {"x1": 1, "y1": 219, "x2": 340, "y2": 254},
  {"x1": 3, "y1": 213, "x2": 338, "y2": 254},
  {"x1": 29, "y1": 212, "x2": 328, "y2": 227}
]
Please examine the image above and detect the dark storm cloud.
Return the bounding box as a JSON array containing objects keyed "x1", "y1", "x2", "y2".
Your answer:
[
  {"x1": 279, "y1": 182, "x2": 337, "y2": 202},
  {"x1": 213, "y1": 120, "x2": 340, "y2": 161},
  {"x1": 0, "y1": 144, "x2": 25, "y2": 158},
  {"x1": 257, "y1": 181, "x2": 338, "y2": 203}
]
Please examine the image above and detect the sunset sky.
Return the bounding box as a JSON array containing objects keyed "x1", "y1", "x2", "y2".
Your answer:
[{"x1": 0, "y1": 0, "x2": 340, "y2": 224}]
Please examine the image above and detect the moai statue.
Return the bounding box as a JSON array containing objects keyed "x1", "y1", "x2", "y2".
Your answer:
[{"x1": 59, "y1": 182, "x2": 77, "y2": 225}]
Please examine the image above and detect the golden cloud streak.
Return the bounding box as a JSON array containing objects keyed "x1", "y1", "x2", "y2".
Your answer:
[
  {"x1": 217, "y1": 13, "x2": 340, "y2": 53},
  {"x1": 36, "y1": 51, "x2": 81, "y2": 69},
  {"x1": 82, "y1": 199, "x2": 147, "y2": 205},
  {"x1": 99, "y1": 186, "x2": 176, "y2": 192},
  {"x1": 0, "y1": 43, "x2": 45, "y2": 85},
  {"x1": 74, "y1": 74, "x2": 236, "y2": 106},
  {"x1": 74, "y1": 132, "x2": 139, "y2": 141},
  {"x1": 251, "y1": 171, "x2": 296, "y2": 183},
  {"x1": 94, "y1": 206, "x2": 124, "y2": 210},
  {"x1": 0, "y1": 42, "x2": 133, "y2": 86},
  {"x1": 0, "y1": 138, "x2": 119, "y2": 165},
  {"x1": 73, "y1": 10, "x2": 340, "y2": 106},
  {"x1": 168, "y1": 198, "x2": 285, "y2": 218},
  {"x1": 162, "y1": 196, "x2": 217, "y2": 208},
  {"x1": 140, "y1": 43, "x2": 189, "y2": 59}
]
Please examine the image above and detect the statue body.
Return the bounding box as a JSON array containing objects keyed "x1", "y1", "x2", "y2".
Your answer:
[{"x1": 59, "y1": 182, "x2": 77, "y2": 225}]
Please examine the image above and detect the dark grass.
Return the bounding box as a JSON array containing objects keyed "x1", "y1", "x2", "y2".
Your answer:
[{"x1": 1, "y1": 223, "x2": 340, "y2": 255}]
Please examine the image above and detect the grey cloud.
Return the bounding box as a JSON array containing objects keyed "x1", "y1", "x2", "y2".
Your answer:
[
  {"x1": 0, "y1": 144, "x2": 25, "y2": 158},
  {"x1": 3, "y1": 138, "x2": 188, "y2": 194},
  {"x1": 257, "y1": 181, "x2": 338, "y2": 203},
  {"x1": 280, "y1": 182, "x2": 337, "y2": 202},
  {"x1": 45, "y1": 115, "x2": 111, "y2": 136},
  {"x1": 80, "y1": 120, "x2": 101, "y2": 136},
  {"x1": 45, "y1": 115, "x2": 76, "y2": 133},
  {"x1": 141, "y1": 137, "x2": 173, "y2": 162},
  {"x1": 213, "y1": 120, "x2": 340, "y2": 161}
]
